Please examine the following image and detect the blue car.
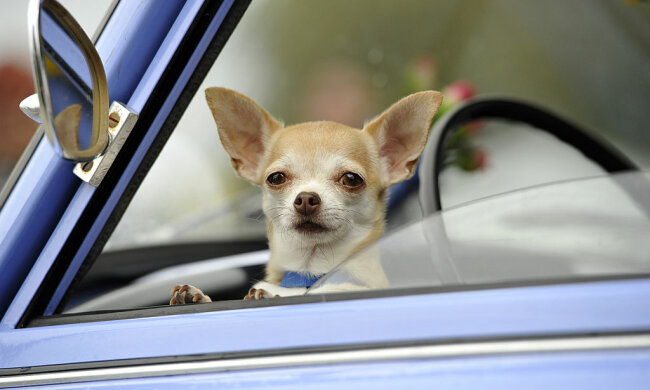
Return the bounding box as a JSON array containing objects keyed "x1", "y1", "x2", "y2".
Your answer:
[{"x1": 1, "y1": 0, "x2": 649, "y2": 388}]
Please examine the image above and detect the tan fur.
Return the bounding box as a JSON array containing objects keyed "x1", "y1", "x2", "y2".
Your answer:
[{"x1": 198, "y1": 87, "x2": 441, "y2": 300}]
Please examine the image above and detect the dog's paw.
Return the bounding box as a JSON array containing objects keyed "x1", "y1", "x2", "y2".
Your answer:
[
  {"x1": 243, "y1": 288, "x2": 280, "y2": 300},
  {"x1": 169, "y1": 285, "x2": 212, "y2": 305}
]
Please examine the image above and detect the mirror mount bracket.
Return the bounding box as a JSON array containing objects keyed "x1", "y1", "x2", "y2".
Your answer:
[{"x1": 73, "y1": 102, "x2": 138, "y2": 187}]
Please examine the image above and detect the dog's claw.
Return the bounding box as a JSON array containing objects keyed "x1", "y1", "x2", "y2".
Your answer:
[
  {"x1": 169, "y1": 284, "x2": 212, "y2": 305},
  {"x1": 174, "y1": 291, "x2": 184, "y2": 304},
  {"x1": 244, "y1": 287, "x2": 278, "y2": 300}
]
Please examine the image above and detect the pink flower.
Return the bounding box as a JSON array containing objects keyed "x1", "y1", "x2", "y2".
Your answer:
[
  {"x1": 465, "y1": 120, "x2": 484, "y2": 135},
  {"x1": 443, "y1": 80, "x2": 476, "y2": 103},
  {"x1": 472, "y1": 148, "x2": 487, "y2": 170}
]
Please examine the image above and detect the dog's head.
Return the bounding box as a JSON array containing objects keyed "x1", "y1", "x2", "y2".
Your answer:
[{"x1": 206, "y1": 87, "x2": 442, "y2": 249}]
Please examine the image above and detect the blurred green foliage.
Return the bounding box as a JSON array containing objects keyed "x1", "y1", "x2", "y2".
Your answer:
[{"x1": 239, "y1": 0, "x2": 650, "y2": 165}]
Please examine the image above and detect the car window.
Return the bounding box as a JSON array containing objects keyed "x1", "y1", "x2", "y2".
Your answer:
[
  {"x1": 67, "y1": 171, "x2": 650, "y2": 313},
  {"x1": 105, "y1": 0, "x2": 650, "y2": 251},
  {"x1": 437, "y1": 118, "x2": 608, "y2": 209},
  {"x1": 315, "y1": 171, "x2": 650, "y2": 291},
  {"x1": 65, "y1": 0, "x2": 650, "y2": 312}
]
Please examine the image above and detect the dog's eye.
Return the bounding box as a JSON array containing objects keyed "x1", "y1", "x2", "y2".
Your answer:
[
  {"x1": 340, "y1": 172, "x2": 364, "y2": 188},
  {"x1": 267, "y1": 172, "x2": 287, "y2": 186}
]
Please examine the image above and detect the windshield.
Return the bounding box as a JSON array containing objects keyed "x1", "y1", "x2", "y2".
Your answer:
[{"x1": 313, "y1": 171, "x2": 650, "y2": 291}]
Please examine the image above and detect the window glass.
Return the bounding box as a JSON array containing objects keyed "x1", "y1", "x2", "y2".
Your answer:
[
  {"x1": 438, "y1": 119, "x2": 606, "y2": 209},
  {"x1": 107, "y1": 0, "x2": 650, "y2": 250},
  {"x1": 69, "y1": 171, "x2": 650, "y2": 312},
  {"x1": 316, "y1": 172, "x2": 650, "y2": 291},
  {"x1": 69, "y1": 0, "x2": 650, "y2": 311}
]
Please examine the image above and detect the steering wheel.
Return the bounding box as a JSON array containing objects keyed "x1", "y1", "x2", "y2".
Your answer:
[{"x1": 418, "y1": 97, "x2": 638, "y2": 215}]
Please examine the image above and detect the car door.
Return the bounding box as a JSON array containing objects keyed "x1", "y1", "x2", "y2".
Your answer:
[{"x1": 1, "y1": 1, "x2": 650, "y2": 388}]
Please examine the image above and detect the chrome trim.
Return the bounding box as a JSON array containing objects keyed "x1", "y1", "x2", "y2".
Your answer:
[
  {"x1": 72, "y1": 101, "x2": 138, "y2": 187},
  {"x1": 2, "y1": 1, "x2": 118, "y2": 210},
  {"x1": 1, "y1": 334, "x2": 649, "y2": 387},
  {"x1": 27, "y1": 0, "x2": 109, "y2": 161},
  {"x1": 27, "y1": 0, "x2": 57, "y2": 151},
  {"x1": 18, "y1": 94, "x2": 42, "y2": 123}
]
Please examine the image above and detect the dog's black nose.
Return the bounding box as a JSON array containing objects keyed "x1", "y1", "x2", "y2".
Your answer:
[{"x1": 294, "y1": 192, "x2": 321, "y2": 216}]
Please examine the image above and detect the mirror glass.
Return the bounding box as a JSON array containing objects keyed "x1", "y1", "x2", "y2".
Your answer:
[{"x1": 35, "y1": 0, "x2": 108, "y2": 161}]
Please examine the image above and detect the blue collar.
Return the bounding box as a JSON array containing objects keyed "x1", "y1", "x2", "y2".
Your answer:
[{"x1": 280, "y1": 271, "x2": 321, "y2": 288}]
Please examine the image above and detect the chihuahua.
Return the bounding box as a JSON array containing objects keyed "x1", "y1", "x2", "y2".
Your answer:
[{"x1": 170, "y1": 87, "x2": 442, "y2": 304}]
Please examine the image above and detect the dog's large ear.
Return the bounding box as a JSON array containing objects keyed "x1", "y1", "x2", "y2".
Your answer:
[
  {"x1": 364, "y1": 91, "x2": 443, "y2": 186},
  {"x1": 205, "y1": 87, "x2": 283, "y2": 184}
]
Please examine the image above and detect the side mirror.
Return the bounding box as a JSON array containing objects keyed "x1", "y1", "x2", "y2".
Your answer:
[{"x1": 20, "y1": 0, "x2": 137, "y2": 186}]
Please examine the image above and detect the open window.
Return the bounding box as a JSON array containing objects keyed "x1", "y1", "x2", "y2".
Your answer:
[{"x1": 58, "y1": 1, "x2": 650, "y2": 316}]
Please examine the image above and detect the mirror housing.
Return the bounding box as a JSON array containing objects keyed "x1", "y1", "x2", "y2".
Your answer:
[{"x1": 27, "y1": 0, "x2": 109, "y2": 161}]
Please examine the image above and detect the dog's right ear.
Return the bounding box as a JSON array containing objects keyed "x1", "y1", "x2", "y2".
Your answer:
[
  {"x1": 363, "y1": 91, "x2": 443, "y2": 186},
  {"x1": 205, "y1": 87, "x2": 283, "y2": 184}
]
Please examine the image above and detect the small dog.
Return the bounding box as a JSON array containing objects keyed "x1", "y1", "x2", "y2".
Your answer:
[{"x1": 170, "y1": 87, "x2": 442, "y2": 304}]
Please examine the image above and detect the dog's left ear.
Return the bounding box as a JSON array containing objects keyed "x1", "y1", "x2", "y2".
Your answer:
[{"x1": 364, "y1": 91, "x2": 443, "y2": 186}]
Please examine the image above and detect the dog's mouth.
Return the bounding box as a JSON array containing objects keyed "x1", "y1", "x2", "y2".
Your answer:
[{"x1": 294, "y1": 221, "x2": 330, "y2": 234}]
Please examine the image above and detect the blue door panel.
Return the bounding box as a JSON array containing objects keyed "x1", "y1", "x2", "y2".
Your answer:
[
  {"x1": 30, "y1": 349, "x2": 650, "y2": 389},
  {"x1": 42, "y1": 0, "x2": 227, "y2": 317},
  {"x1": 0, "y1": 0, "x2": 239, "y2": 327},
  {"x1": 0, "y1": 0, "x2": 188, "y2": 319},
  {"x1": 1, "y1": 279, "x2": 649, "y2": 368},
  {"x1": 98, "y1": 1, "x2": 186, "y2": 104},
  {"x1": 0, "y1": 143, "x2": 76, "y2": 317}
]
